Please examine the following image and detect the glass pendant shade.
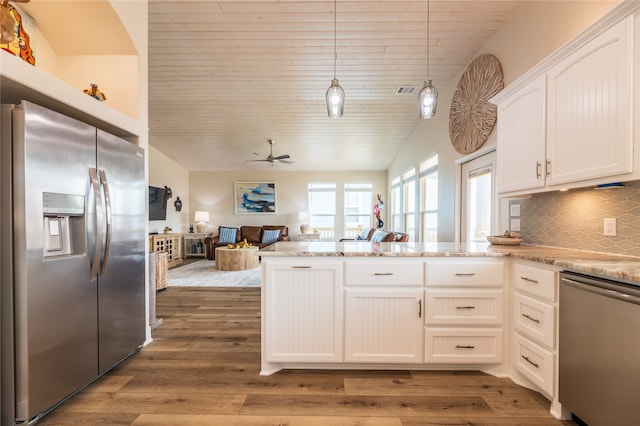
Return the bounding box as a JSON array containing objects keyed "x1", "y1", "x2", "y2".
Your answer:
[
  {"x1": 326, "y1": 78, "x2": 345, "y2": 118},
  {"x1": 419, "y1": 79, "x2": 438, "y2": 119}
]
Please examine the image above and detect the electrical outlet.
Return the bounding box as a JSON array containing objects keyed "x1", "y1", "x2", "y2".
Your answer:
[
  {"x1": 510, "y1": 203, "x2": 520, "y2": 217},
  {"x1": 510, "y1": 218, "x2": 521, "y2": 231},
  {"x1": 604, "y1": 218, "x2": 617, "y2": 236}
]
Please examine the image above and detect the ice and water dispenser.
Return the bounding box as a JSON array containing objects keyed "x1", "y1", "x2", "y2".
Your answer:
[{"x1": 42, "y1": 192, "x2": 85, "y2": 257}]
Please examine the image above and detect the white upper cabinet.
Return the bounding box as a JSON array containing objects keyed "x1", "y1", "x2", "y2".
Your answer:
[
  {"x1": 492, "y1": 4, "x2": 640, "y2": 196},
  {"x1": 495, "y1": 75, "x2": 547, "y2": 193},
  {"x1": 546, "y1": 16, "x2": 634, "y2": 187}
]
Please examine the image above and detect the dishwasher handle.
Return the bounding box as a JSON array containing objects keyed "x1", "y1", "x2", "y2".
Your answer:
[{"x1": 561, "y1": 275, "x2": 640, "y2": 306}]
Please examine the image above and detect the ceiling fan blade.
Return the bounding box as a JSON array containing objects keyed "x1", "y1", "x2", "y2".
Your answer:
[
  {"x1": 272, "y1": 154, "x2": 290, "y2": 160},
  {"x1": 278, "y1": 159, "x2": 295, "y2": 164},
  {"x1": 246, "y1": 159, "x2": 271, "y2": 162}
]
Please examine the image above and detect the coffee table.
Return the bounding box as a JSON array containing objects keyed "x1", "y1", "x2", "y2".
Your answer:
[{"x1": 215, "y1": 246, "x2": 259, "y2": 271}]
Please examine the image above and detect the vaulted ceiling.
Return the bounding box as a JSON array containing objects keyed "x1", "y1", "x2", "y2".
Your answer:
[{"x1": 148, "y1": 1, "x2": 524, "y2": 172}]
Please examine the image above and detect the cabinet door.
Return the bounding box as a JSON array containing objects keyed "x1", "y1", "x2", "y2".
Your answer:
[
  {"x1": 264, "y1": 262, "x2": 343, "y2": 363},
  {"x1": 496, "y1": 75, "x2": 546, "y2": 193},
  {"x1": 547, "y1": 16, "x2": 634, "y2": 186},
  {"x1": 344, "y1": 288, "x2": 424, "y2": 363}
]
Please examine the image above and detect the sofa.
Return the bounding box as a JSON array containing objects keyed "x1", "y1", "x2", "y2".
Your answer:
[
  {"x1": 339, "y1": 227, "x2": 409, "y2": 243},
  {"x1": 204, "y1": 225, "x2": 290, "y2": 260}
]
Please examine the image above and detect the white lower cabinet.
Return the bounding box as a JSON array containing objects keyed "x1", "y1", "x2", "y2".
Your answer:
[
  {"x1": 424, "y1": 259, "x2": 505, "y2": 365},
  {"x1": 425, "y1": 328, "x2": 503, "y2": 363},
  {"x1": 263, "y1": 260, "x2": 343, "y2": 363},
  {"x1": 511, "y1": 261, "x2": 559, "y2": 401},
  {"x1": 262, "y1": 257, "x2": 509, "y2": 373},
  {"x1": 513, "y1": 333, "x2": 554, "y2": 396},
  {"x1": 344, "y1": 288, "x2": 424, "y2": 363}
]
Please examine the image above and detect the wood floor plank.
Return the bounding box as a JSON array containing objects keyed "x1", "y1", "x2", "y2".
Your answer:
[
  {"x1": 344, "y1": 377, "x2": 537, "y2": 397},
  {"x1": 240, "y1": 394, "x2": 493, "y2": 417},
  {"x1": 36, "y1": 286, "x2": 574, "y2": 425},
  {"x1": 42, "y1": 391, "x2": 247, "y2": 415},
  {"x1": 132, "y1": 414, "x2": 403, "y2": 425}
]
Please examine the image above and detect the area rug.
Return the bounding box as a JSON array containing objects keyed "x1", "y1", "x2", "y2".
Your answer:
[{"x1": 167, "y1": 259, "x2": 261, "y2": 287}]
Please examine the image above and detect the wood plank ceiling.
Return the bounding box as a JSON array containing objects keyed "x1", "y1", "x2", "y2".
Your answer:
[{"x1": 149, "y1": 1, "x2": 523, "y2": 172}]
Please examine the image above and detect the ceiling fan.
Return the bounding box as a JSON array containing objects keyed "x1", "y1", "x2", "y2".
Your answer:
[
  {"x1": 0, "y1": 0, "x2": 29, "y2": 44},
  {"x1": 247, "y1": 139, "x2": 294, "y2": 165}
]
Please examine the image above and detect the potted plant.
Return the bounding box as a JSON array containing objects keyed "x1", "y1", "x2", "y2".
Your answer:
[{"x1": 164, "y1": 226, "x2": 172, "y2": 234}]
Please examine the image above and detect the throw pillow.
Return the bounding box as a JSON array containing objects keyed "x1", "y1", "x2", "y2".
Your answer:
[
  {"x1": 262, "y1": 229, "x2": 281, "y2": 244},
  {"x1": 356, "y1": 227, "x2": 371, "y2": 240},
  {"x1": 370, "y1": 229, "x2": 389, "y2": 243},
  {"x1": 218, "y1": 227, "x2": 238, "y2": 243}
]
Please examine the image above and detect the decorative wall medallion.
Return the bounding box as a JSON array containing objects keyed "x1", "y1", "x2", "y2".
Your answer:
[{"x1": 449, "y1": 54, "x2": 503, "y2": 154}]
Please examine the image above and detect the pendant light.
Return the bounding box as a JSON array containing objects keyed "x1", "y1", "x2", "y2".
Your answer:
[
  {"x1": 326, "y1": 0, "x2": 344, "y2": 118},
  {"x1": 418, "y1": 0, "x2": 438, "y2": 119}
]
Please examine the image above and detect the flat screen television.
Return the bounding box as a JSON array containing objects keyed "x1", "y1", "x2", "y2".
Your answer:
[{"x1": 148, "y1": 185, "x2": 168, "y2": 221}]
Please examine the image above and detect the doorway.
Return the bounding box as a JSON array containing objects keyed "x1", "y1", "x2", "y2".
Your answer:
[{"x1": 460, "y1": 151, "x2": 496, "y2": 242}]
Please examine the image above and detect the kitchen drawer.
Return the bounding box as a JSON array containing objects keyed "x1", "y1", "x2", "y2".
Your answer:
[
  {"x1": 344, "y1": 261, "x2": 423, "y2": 287},
  {"x1": 425, "y1": 289, "x2": 503, "y2": 326},
  {"x1": 514, "y1": 263, "x2": 557, "y2": 302},
  {"x1": 513, "y1": 292, "x2": 555, "y2": 349},
  {"x1": 513, "y1": 332, "x2": 554, "y2": 397},
  {"x1": 425, "y1": 328, "x2": 503, "y2": 364},
  {"x1": 426, "y1": 260, "x2": 504, "y2": 287}
]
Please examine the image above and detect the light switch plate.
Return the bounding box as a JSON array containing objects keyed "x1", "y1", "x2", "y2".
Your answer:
[
  {"x1": 510, "y1": 218, "x2": 521, "y2": 231},
  {"x1": 510, "y1": 203, "x2": 520, "y2": 217}
]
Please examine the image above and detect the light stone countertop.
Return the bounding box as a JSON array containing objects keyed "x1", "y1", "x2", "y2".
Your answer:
[{"x1": 259, "y1": 241, "x2": 640, "y2": 285}]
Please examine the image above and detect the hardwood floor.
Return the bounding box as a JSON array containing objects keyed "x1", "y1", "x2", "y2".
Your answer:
[{"x1": 39, "y1": 287, "x2": 577, "y2": 425}]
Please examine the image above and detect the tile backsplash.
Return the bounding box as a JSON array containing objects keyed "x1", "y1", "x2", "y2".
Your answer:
[{"x1": 510, "y1": 181, "x2": 640, "y2": 257}]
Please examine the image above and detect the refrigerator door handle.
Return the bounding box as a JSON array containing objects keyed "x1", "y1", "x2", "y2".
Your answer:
[
  {"x1": 99, "y1": 169, "x2": 112, "y2": 276},
  {"x1": 89, "y1": 167, "x2": 102, "y2": 279}
]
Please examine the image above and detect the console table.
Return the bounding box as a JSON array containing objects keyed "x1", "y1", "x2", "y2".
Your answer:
[
  {"x1": 182, "y1": 233, "x2": 208, "y2": 258},
  {"x1": 149, "y1": 233, "x2": 182, "y2": 268},
  {"x1": 297, "y1": 233, "x2": 321, "y2": 242}
]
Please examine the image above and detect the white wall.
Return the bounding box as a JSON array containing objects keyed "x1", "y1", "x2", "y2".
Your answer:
[
  {"x1": 189, "y1": 170, "x2": 387, "y2": 239},
  {"x1": 388, "y1": 1, "x2": 620, "y2": 242},
  {"x1": 149, "y1": 145, "x2": 190, "y2": 234}
]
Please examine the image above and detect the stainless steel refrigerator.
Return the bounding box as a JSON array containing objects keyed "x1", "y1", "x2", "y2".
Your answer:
[{"x1": 1, "y1": 101, "x2": 146, "y2": 424}]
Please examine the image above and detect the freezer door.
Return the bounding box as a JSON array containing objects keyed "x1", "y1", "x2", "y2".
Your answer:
[
  {"x1": 96, "y1": 129, "x2": 145, "y2": 373},
  {"x1": 13, "y1": 101, "x2": 99, "y2": 422}
]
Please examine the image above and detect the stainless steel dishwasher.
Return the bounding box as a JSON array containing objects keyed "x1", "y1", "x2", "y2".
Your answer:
[{"x1": 559, "y1": 271, "x2": 640, "y2": 425}]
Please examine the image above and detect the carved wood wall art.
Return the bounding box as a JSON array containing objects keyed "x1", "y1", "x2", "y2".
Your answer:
[{"x1": 449, "y1": 54, "x2": 503, "y2": 154}]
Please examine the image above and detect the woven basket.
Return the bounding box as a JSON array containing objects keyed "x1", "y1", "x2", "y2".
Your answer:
[
  {"x1": 155, "y1": 251, "x2": 168, "y2": 290},
  {"x1": 487, "y1": 235, "x2": 523, "y2": 246}
]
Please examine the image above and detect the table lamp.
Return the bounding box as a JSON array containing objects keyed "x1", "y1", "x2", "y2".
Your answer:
[
  {"x1": 194, "y1": 211, "x2": 210, "y2": 233},
  {"x1": 298, "y1": 211, "x2": 311, "y2": 233}
]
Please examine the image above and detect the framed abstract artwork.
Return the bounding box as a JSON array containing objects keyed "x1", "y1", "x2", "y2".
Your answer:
[{"x1": 234, "y1": 182, "x2": 276, "y2": 214}]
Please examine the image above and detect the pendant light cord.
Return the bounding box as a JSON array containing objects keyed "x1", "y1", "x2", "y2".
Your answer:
[
  {"x1": 426, "y1": 0, "x2": 430, "y2": 79},
  {"x1": 333, "y1": 0, "x2": 337, "y2": 79}
]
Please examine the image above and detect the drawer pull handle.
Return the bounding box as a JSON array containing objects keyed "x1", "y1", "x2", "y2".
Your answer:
[
  {"x1": 522, "y1": 313, "x2": 540, "y2": 324},
  {"x1": 418, "y1": 300, "x2": 422, "y2": 318},
  {"x1": 455, "y1": 273, "x2": 476, "y2": 277},
  {"x1": 455, "y1": 345, "x2": 475, "y2": 349},
  {"x1": 373, "y1": 272, "x2": 394, "y2": 276},
  {"x1": 456, "y1": 306, "x2": 476, "y2": 310},
  {"x1": 522, "y1": 355, "x2": 539, "y2": 368},
  {"x1": 520, "y1": 276, "x2": 539, "y2": 284},
  {"x1": 292, "y1": 266, "x2": 312, "y2": 269}
]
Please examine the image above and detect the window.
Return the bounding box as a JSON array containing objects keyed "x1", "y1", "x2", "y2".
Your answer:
[
  {"x1": 460, "y1": 151, "x2": 496, "y2": 242},
  {"x1": 402, "y1": 168, "x2": 416, "y2": 241},
  {"x1": 419, "y1": 153, "x2": 438, "y2": 242},
  {"x1": 344, "y1": 183, "x2": 373, "y2": 237},
  {"x1": 308, "y1": 183, "x2": 336, "y2": 237},
  {"x1": 390, "y1": 177, "x2": 401, "y2": 233}
]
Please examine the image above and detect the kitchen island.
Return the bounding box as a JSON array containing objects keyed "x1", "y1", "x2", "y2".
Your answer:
[
  {"x1": 259, "y1": 241, "x2": 640, "y2": 419},
  {"x1": 260, "y1": 241, "x2": 640, "y2": 283}
]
